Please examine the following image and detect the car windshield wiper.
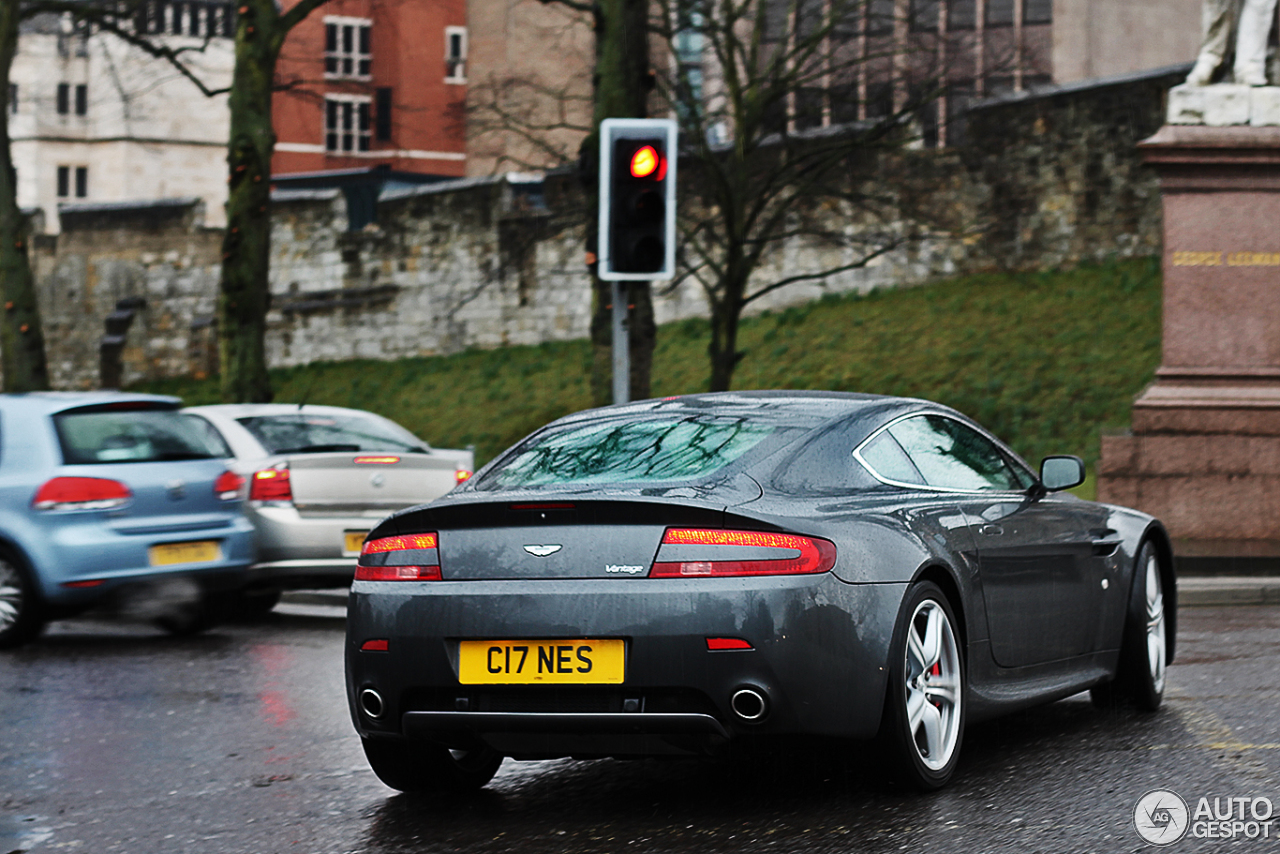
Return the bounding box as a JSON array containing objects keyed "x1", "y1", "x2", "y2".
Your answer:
[{"x1": 274, "y1": 443, "x2": 363, "y2": 454}]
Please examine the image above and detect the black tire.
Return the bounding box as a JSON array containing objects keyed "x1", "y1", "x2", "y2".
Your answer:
[
  {"x1": 362, "y1": 737, "x2": 503, "y2": 793},
  {"x1": 876, "y1": 580, "x2": 966, "y2": 791},
  {"x1": 153, "y1": 593, "x2": 220, "y2": 637},
  {"x1": 1090, "y1": 541, "x2": 1167, "y2": 712},
  {"x1": 0, "y1": 549, "x2": 45, "y2": 649},
  {"x1": 228, "y1": 587, "x2": 282, "y2": 621}
]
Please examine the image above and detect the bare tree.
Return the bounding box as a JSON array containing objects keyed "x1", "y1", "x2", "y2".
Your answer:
[{"x1": 646, "y1": 0, "x2": 956, "y2": 390}]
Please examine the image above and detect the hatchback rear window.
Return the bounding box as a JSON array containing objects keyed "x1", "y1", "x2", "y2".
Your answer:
[
  {"x1": 55, "y1": 408, "x2": 224, "y2": 464},
  {"x1": 237, "y1": 414, "x2": 427, "y2": 455},
  {"x1": 475, "y1": 416, "x2": 781, "y2": 490}
]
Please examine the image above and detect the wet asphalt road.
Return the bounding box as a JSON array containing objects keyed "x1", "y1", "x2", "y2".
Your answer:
[{"x1": 2, "y1": 603, "x2": 1278, "y2": 854}]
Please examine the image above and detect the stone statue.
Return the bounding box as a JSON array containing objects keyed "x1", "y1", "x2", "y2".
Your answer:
[{"x1": 1186, "y1": 0, "x2": 1279, "y2": 86}]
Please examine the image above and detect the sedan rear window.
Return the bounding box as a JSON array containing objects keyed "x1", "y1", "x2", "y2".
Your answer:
[
  {"x1": 475, "y1": 416, "x2": 780, "y2": 490},
  {"x1": 55, "y1": 409, "x2": 223, "y2": 464},
  {"x1": 237, "y1": 413, "x2": 427, "y2": 455}
]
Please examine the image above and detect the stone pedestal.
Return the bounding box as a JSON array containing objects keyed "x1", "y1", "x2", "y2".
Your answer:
[{"x1": 1097, "y1": 123, "x2": 1280, "y2": 569}]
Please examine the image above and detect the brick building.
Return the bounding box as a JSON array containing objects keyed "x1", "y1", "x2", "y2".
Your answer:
[{"x1": 271, "y1": 0, "x2": 469, "y2": 179}]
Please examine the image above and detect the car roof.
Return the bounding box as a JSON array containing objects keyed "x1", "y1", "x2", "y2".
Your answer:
[
  {"x1": 0, "y1": 391, "x2": 181, "y2": 416},
  {"x1": 549, "y1": 390, "x2": 917, "y2": 428},
  {"x1": 184, "y1": 403, "x2": 384, "y2": 419}
]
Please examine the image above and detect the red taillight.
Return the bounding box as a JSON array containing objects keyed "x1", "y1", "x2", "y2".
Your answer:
[
  {"x1": 354, "y1": 565, "x2": 442, "y2": 581},
  {"x1": 361, "y1": 639, "x2": 390, "y2": 652},
  {"x1": 249, "y1": 465, "x2": 292, "y2": 502},
  {"x1": 33, "y1": 477, "x2": 132, "y2": 511},
  {"x1": 650, "y1": 529, "x2": 837, "y2": 578},
  {"x1": 355, "y1": 532, "x2": 440, "y2": 581},
  {"x1": 214, "y1": 470, "x2": 245, "y2": 501},
  {"x1": 706, "y1": 637, "x2": 754, "y2": 651},
  {"x1": 455, "y1": 469, "x2": 473, "y2": 483},
  {"x1": 361, "y1": 533, "x2": 437, "y2": 554}
]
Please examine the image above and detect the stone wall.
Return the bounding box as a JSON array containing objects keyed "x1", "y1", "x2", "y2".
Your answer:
[{"x1": 31, "y1": 64, "x2": 1185, "y2": 390}]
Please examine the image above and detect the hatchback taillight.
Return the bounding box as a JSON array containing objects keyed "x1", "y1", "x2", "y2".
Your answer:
[
  {"x1": 214, "y1": 470, "x2": 245, "y2": 501},
  {"x1": 355, "y1": 533, "x2": 441, "y2": 581},
  {"x1": 33, "y1": 477, "x2": 132, "y2": 511},
  {"x1": 249, "y1": 465, "x2": 291, "y2": 502},
  {"x1": 455, "y1": 469, "x2": 473, "y2": 483},
  {"x1": 649, "y1": 528, "x2": 837, "y2": 577}
]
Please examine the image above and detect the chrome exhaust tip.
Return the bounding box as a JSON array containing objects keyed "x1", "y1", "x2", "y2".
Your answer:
[
  {"x1": 359, "y1": 688, "x2": 386, "y2": 719},
  {"x1": 730, "y1": 687, "x2": 768, "y2": 722}
]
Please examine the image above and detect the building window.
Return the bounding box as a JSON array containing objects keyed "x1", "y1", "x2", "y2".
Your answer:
[
  {"x1": 445, "y1": 26, "x2": 467, "y2": 82},
  {"x1": 324, "y1": 96, "x2": 371, "y2": 152},
  {"x1": 1023, "y1": 0, "x2": 1052, "y2": 25},
  {"x1": 75, "y1": 166, "x2": 88, "y2": 198},
  {"x1": 325, "y1": 18, "x2": 372, "y2": 78},
  {"x1": 56, "y1": 166, "x2": 69, "y2": 197},
  {"x1": 986, "y1": 0, "x2": 1014, "y2": 27},
  {"x1": 375, "y1": 87, "x2": 393, "y2": 141},
  {"x1": 75, "y1": 84, "x2": 87, "y2": 116},
  {"x1": 948, "y1": 0, "x2": 976, "y2": 30},
  {"x1": 909, "y1": 0, "x2": 938, "y2": 32},
  {"x1": 134, "y1": 1, "x2": 235, "y2": 37},
  {"x1": 7, "y1": 83, "x2": 15, "y2": 114},
  {"x1": 866, "y1": 0, "x2": 895, "y2": 37},
  {"x1": 56, "y1": 83, "x2": 69, "y2": 114}
]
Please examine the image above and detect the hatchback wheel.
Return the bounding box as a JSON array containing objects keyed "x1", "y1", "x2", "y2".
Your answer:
[
  {"x1": 0, "y1": 551, "x2": 45, "y2": 649},
  {"x1": 362, "y1": 737, "x2": 503, "y2": 793},
  {"x1": 878, "y1": 581, "x2": 965, "y2": 790}
]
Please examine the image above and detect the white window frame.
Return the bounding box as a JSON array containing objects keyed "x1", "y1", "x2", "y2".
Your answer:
[
  {"x1": 324, "y1": 94, "x2": 373, "y2": 154},
  {"x1": 445, "y1": 26, "x2": 467, "y2": 83},
  {"x1": 325, "y1": 16, "x2": 372, "y2": 80}
]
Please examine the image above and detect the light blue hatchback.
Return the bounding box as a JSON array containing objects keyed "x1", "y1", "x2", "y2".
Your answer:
[{"x1": 0, "y1": 392, "x2": 255, "y2": 647}]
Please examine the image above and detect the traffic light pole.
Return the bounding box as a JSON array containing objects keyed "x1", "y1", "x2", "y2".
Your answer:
[{"x1": 611, "y1": 281, "x2": 630, "y2": 405}]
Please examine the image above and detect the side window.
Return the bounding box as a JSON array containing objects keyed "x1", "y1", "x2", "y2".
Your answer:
[
  {"x1": 887, "y1": 415, "x2": 1025, "y2": 491},
  {"x1": 858, "y1": 430, "x2": 926, "y2": 486}
]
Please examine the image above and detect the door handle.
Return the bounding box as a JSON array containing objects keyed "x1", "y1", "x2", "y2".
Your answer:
[
  {"x1": 1092, "y1": 539, "x2": 1122, "y2": 557},
  {"x1": 979, "y1": 524, "x2": 1004, "y2": 537}
]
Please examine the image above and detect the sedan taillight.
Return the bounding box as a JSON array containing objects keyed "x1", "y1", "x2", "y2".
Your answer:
[
  {"x1": 33, "y1": 477, "x2": 132, "y2": 511},
  {"x1": 214, "y1": 470, "x2": 245, "y2": 501},
  {"x1": 355, "y1": 533, "x2": 441, "y2": 581},
  {"x1": 650, "y1": 528, "x2": 837, "y2": 578},
  {"x1": 249, "y1": 465, "x2": 291, "y2": 502}
]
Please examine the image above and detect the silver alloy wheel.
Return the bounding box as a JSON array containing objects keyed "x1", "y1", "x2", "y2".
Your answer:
[
  {"x1": 0, "y1": 558, "x2": 23, "y2": 633},
  {"x1": 1145, "y1": 555, "x2": 1167, "y2": 695},
  {"x1": 904, "y1": 598, "x2": 962, "y2": 771}
]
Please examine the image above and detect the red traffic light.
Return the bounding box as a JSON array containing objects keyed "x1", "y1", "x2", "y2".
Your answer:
[{"x1": 630, "y1": 145, "x2": 666, "y2": 180}]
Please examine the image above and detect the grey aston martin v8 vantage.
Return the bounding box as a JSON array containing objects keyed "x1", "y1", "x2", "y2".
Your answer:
[{"x1": 345, "y1": 391, "x2": 1174, "y2": 792}]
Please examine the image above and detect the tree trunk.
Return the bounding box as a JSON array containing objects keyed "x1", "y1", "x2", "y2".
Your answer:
[
  {"x1": 217, "y1": 0, "x2": 282, "y2": 403},
  {"x1": 0, "y1": 1, "x2": 49, "y2": 392}
]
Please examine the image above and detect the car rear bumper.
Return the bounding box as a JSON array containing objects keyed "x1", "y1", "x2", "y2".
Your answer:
[
  {"x1": 26, "y1": 516, "x2": 255, "y2": 606},
  {"x1": 345, "y1": 575, "x2": 907, "y2": 757}
]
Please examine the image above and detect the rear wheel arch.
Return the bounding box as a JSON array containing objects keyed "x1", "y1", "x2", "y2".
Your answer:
[{"x1": 910, "y1": 563, "x2": 967, "y2": 650}]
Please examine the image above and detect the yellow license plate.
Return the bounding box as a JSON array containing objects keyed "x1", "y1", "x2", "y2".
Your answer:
[
  {"x1": 344, "y1": 531, "x2": 368, "y2": 554},
  {"x1": 458, "y1": 639, "x2": 626, "y2": 684},
  {"x1": 148, "y1": 540, "x2": 221, "y2": 566}
]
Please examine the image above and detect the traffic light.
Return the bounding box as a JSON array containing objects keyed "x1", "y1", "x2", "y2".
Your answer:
[{"x1": 598, "y1": 118, "x2": 677, "y2": 280}]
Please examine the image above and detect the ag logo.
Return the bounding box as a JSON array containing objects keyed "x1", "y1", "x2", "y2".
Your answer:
[
  {"x1": 523, "y1": 544, "x2": 562, "y2": 557},
  {"x1": 1134, "y1": 789, "x2": 1190, "y2": 845}
]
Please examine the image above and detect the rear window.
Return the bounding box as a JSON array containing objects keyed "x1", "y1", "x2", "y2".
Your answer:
[
  {"x1": 474, "y1": 416, "x2": 782, "y2": 490},
  {"x1": 237, "y1": 413, "x2": 427, "y2": 455},
  {"x1": 55, "y1": 408, "x2": 224, "y2": 465}
]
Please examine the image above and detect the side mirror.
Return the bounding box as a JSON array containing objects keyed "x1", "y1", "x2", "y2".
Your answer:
[{"x1": 1040, "y1": 455, "x2": 1085, "y2": 492}]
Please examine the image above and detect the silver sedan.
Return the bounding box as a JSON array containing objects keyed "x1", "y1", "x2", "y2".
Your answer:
[{"x1": 184, "y1": 404, "x2": 474, "y2": 613}]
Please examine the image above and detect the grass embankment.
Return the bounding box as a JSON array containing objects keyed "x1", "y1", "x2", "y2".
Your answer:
[{"x1": 136, "y1": 257, "x2": 1162, "y2": 485}]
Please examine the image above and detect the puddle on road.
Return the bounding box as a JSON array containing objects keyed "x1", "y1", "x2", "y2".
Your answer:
[{"x1": 0, "y1": 814, "x2": 53, "y2": 851}]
